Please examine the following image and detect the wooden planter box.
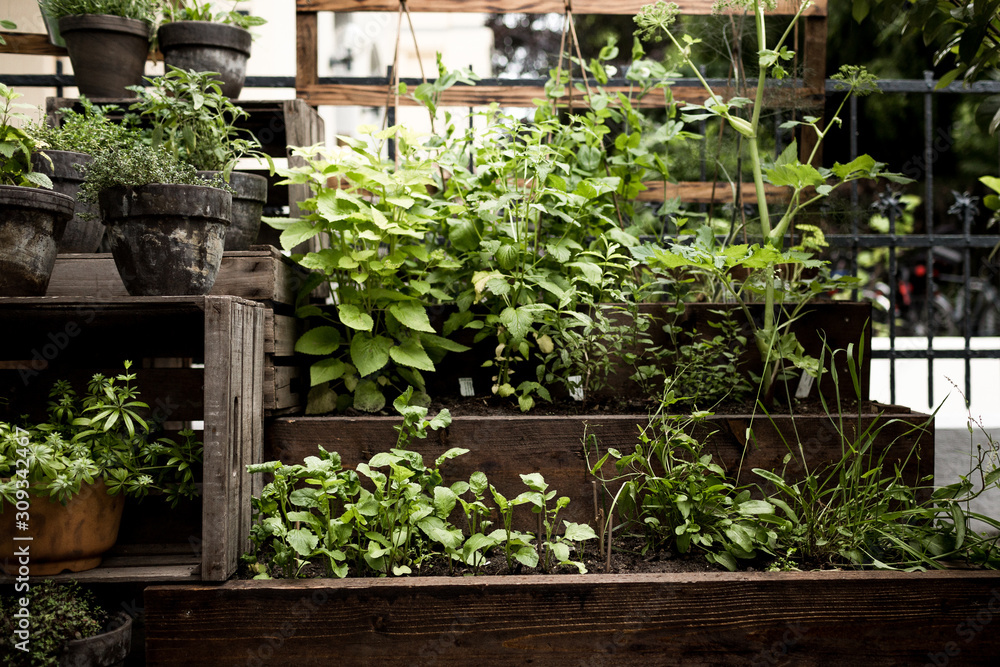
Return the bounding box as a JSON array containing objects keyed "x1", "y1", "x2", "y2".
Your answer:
[
  {"x1": 0, "y1": 295, "x2": 264, "y2": 582},
  {"x1": 145, "y1": 569, "x2": 1000, "y2": 666},
  {"x1": 266, "y1": 405, "x2": 933, "y2": 531},
  {"x1": 46, "y1": 245, "x2": 309, "y2": 414}
]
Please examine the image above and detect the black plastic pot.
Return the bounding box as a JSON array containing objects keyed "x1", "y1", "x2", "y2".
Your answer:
[
  {"x1": 59, "y1": 14, "x2": 150, "y2": 98},
  {"x1": 158, "y1": 21, "x2": 252, "y2": 98},
  {"x1": 32, "y1": 150, "x2": 103, "y2": 253},
  {"x1": 99, "y1": 184, "x2": 232, "y2": 296},
  {"x1": 197, "y1": 170, "x2": 268, "y2": 250},
  {"x1": 0, "y1": 185, "x2": 75, "y2": 296},
  {"x1": 61, "y1": 612, "x2": 132, "y2": 667}
]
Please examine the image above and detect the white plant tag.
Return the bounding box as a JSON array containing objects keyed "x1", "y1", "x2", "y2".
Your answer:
[
  {"x1": 569, "y1": 375, "x2": 584, "y2": 401},
  {"x1": 459, "y1": 377, "x2": 475, "y2": 397},
  {"x1": 795, "y1": 371, "x2": 815, "y2": 399}
]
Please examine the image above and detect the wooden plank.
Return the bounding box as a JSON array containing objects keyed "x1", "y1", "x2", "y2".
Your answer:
[
  {"x1": 272, "y1": 313, "x2": 301, "y2": 357},
  {"x1": 297, "y1": 83, "x2": 825, "y2": 109},
  {"x1": 47, "y1": 249, "x2": 304, "y2": 305},
  {"x1": 264, "y1": 364, "x2": 302, "y2": 412},
  {"x1": 146, "y1": 569, "x2": 998, "y2": 667},
  {"x1": 801, "y1": 14, "x2": 828, "y2": 165},
  {"x1": 296, "y1": 0, "x2": 827, "y2": 16},
  {"x1": 264, "y1": 407, "x2": 933, "y2": 531},
  {"x1": 0, "y1": 32, "x2": 66, "y2": 56},
  {"x1": 296, "y1": 12, "x2": 320, "y2": 92},
  {"x1": 250, "y1": 305, "x2": 267, "y2": 504},
  {"x1": 201, "y1": 297, "x2": 238, "y2": 581},
  {"x1": 14, "y1": 563, "x2": 201, "y2": 584}
]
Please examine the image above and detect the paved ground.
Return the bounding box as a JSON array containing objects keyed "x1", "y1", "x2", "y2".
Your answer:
[{"x1": 936, "y1": 428, "x2": 1000, "y2": 532}]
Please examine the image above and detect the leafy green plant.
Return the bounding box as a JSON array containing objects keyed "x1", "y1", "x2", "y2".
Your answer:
[
  {"x1": 29, "y1": 97, "x2": 137, "y2": 156},
  {"x1": 589, "y1": 390, "x2": 776, "y2": 571},
  {"x1": 488, "y1": 484, "x2": 537, "y2": 571},
  {"x1": 0, "y1": 83, "x2": 53, "y2": 189},
  {"x1": 0, "y1": 581, "x2": 111, "y2": 667},
  {"x1": 78, "y1": 137, "x2": 224, "y2": 205},
  {"x1": 128, "y1": 67, "x2": 271, "y2": 178},
  {"x1": 633, "y1": 1, "x2": 910, "y2": 400},
  {"x1": 517, "y1": 473, "x2": 597, "y2": 573},
  {"x1": 38, "y1": 0, "x2": 162, "y2": 22},
  {"x1": 270, "y1": 126, "x2": 467, "y2": 414},
  {"x1": 162, "y1": 0, "x2": 266, "y2": 30},
  {"x1": 0, "y1": 361, "x2": 202, "y2": 508}
]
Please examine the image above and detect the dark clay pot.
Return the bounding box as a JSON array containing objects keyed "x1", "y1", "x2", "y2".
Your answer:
[
  {"x1": 59, "y1": 14, "x2": 150, "y2": 98},
  {"x1": 61, "y1": 612, "x2": 132, "y2": 667},
  {"x1": 197, "y1": 171, "x2": 268, "y2": 250},
  {"x1": 32, "y1": 150, "x2": 103, "y2": 252},
  {"x1": 158, "y1": 21, "x2": 252, "y2": 98},
  {"x1": 99, "y1": 184, "x2": 231, "y2": 296},
  {"x1": 0, "y1": 185, "x2": 74, "y2": 296}
]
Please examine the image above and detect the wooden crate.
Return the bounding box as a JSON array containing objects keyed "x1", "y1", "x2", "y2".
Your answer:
[
  {"x1": 265, "y1": 406, "x2": 934, "y2": 531},
  {"x1": 46, "y1": 246, "x2": 308, "y2": 414},
  {"x1": 145, "y1": 570, "x2": 1000, "y2": 666},
  {"x1": 0, "y1": 296, "x2": 264, "y2": 582}
]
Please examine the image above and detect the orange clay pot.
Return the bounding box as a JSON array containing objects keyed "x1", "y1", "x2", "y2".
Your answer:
[{"x1": 1, "y1": 480, "x2": 124, "y2": 576}]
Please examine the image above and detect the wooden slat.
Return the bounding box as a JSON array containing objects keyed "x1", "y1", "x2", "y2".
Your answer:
[
  {"x1": 146, "y1": 569, "x2": 998, "y2": 667},
  {"x1": 47, "y1": 248, "x2": 305, "y2": 305},
  {"x1": 265, "y1": 407, "x2": 932, "y2": 531},
  {"x1": 0, "y1": 32, "x2": 163, "y2": 58},
  {"x1": 264, "y1": 364, "x2": 302, "y2": 412},
  {"x1": 0, "y1": 32, "x2": 66, "y2": 56},
  {"x1": 297, "y1": 83, "x2": 824, "y2": 109},
  {"x1": 296, "y1": 12, "x2": 320, "y2": 91},
  {"x1": 272, "y1": 313, "x2": 302, "y2": 357},
  {"x1": 296, "y1": 0, "x2": 827, "y2": 16}
]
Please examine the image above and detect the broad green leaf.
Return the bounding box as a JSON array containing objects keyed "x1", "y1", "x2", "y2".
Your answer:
[
  {"x1": 350, "y1": 332, "x2": 392, "y2": 376},
  {"x1": 279, "y1": 220, "x2": 319, "y2": 251},
  {"x1": 737, "y1": 500, "x2": 775, "y2": 515},
  {"x1": 310, "y1": 358, "x2": 347, "y2": 386},
  {"x1": 831, "y1": 154, "x2": 877, "y2": 179},
  {"x1": 563, "y1": 521, "x2": 598, "y2": 542},
  {"x1": 286, "y1": 528, "x2": 319, "y2": 556},
  {"x1": 389, "y1": 337, "x2": 435, "y2": 372},
  {"x1": 499, "y1": 306, "x2": 533, "y2": 341},
  {"x1": 388, "y1": 300, "x2": 435, "y2": 333},
  {"x1": 338, "y1": 304, "x2": 374, "y2": 332},
  {"x1": 353, "y1": 379, "x2": 385, "y2": 412},
  {"x1": 295, "y1": 326, "x2": 342, "y2": 355}
]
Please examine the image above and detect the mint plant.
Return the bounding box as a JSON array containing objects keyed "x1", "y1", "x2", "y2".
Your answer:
[
  {"x1": 0, "y1": 83, "x2": 53, "y2": 189},
  {"x1": 162, "y1": 0, "x2": 267, "y2": 30}
]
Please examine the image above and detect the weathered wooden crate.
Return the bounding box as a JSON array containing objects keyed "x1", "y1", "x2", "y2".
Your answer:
[
  {"x1": 144, "y1": 569, "x2": 1000, "y2": 666},
  {"x1": 46, "y1": 246, "x2": 308, "y2": 414},
  {"x1": 0, "y1": 296, "x2": 264, "y2": 582},
  {"x1": 265, "y1": 406, "x2": 934, "y2": 531}
]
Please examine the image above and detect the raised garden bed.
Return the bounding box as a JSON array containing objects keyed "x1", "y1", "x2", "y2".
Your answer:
[
  {"x1": 265, "y1": 405, "x2": 933, "y2": 530},
  {"x1": 144, "y1": 569, "x2": 1000, "y2": 666}
]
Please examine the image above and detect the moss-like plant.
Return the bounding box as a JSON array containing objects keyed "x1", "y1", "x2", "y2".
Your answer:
[
  {"x1": 29, "y1": 97, "x2": 139, "y2": 156},
  {"x1": 0, "y1": 581, "x2": 110, "y2": 667}
]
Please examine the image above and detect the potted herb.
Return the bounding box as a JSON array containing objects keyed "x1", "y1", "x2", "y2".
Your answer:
[
  {"x1": 0, "y1": 362, "x2": 202, "y2": 575},
  {"x1": 37, "y1": 0, "x2": 158, "y2": 98},
  {"x1": 159, "y1": 0, "x2": 267, "y2": 98},
  {"x1": 0, "y1": 83, "x2": 75, "y2": 296},
  {"x1": 0, "y1": 581, "x2": 132, "y2": 666},
  {"x1": 129, "y1": 67, "x2": 272, "y2": 250},
  {"x1": 29, "y1": 98, "x2": 141, "y2": 253},
  {"x1": 79, "y1": 131, "x2": 233, "y2": 296}
]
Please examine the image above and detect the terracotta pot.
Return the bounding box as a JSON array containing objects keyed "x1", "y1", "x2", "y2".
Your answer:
[
  {"x1": 59, "y1": 14, "x2": 150, "y2": 98},
  {"x1": 197, "y1": 171, "x2": 268, "y2": 250},
  {"x1": 0, "y1": 480, "x2": 125, "y2": 576},
  {"x1": 61, "y1": 612, "x2": 132, "y2": 667},
  {"x1": 158, "y1": 21, "x2": 252, "y2": 98},
  {"x1": 99, "y1": 184, "x2": 232, "y2": 296},
  {"x1": 33, "y1": 150, "x2": 103, "y2": 253},
  {"x1": 0, "y1": 184, "x2": 75, "y2": 296}
]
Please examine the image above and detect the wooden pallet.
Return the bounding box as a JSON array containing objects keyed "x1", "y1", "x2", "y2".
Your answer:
[{"x1": 0, "y1": 296, "x2": 264, "y2": 582}]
